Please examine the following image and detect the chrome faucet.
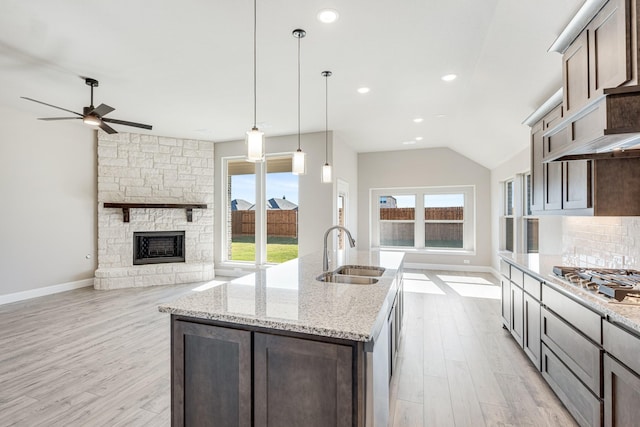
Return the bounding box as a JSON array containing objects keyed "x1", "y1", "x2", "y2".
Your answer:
[{"x1": 323, "y1": 225, "x2": 356, "y2": 272}]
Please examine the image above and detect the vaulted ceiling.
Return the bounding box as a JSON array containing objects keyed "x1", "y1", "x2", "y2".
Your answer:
[{"x1": 0, "y1": 0, "x2": 583, "y2": 168}]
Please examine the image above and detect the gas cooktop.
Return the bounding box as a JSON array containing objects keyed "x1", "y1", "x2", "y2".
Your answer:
[{"x1": 553, "y1": 266, "x2": 640, "y2": 303}]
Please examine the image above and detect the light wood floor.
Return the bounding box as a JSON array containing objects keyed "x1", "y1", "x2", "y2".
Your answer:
[{"x1": 0, "y1": 270, "x2": 577, "y2": 427}]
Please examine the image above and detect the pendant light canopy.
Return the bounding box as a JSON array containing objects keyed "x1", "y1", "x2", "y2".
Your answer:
[
  {"x1": 246, "y1": 0, "x2": 264, "y2": 162},
  {"x1": 292, "y1": 28, "x2": 307, "y2": 175},
  {"x1": 321, "y1": 70, "x2": 333, "y2": 183}
]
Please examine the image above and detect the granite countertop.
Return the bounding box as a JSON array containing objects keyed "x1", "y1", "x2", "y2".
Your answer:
[
  {"x1": 499, "y1": 252, "x2": 640, "y2": 334},
  {"x1": 159, "y1": 250, "x2": 405, "y2": 343}
]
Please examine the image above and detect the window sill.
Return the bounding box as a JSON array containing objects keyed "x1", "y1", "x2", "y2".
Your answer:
[{"x1": 376, "y1": 247, "x2": 476, "y2": 256}]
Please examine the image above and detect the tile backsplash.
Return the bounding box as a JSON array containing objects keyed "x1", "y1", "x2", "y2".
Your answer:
[{"x1": 562, "y1": 217, "x2": 639, "y2": 269}]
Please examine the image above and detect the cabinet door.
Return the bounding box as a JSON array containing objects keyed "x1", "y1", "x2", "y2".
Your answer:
[
  {"x1": 564, "y1": 160, "x2": 592, "y2": 210},
  {"x1": 501, "y1": 278, "x2": 511, "y2": 329},
  {"x1": 254, "y1": 333, "x2": 353, "y2": 427},
  {"x1": 531, "y1": 122, "x2": 545, "y2": 212},
  {"x1": 604, "y1": 354, "x2": 640, "y2": 427},
  {"x1": 172, "y1": 320, "x2": 252, "y2": 427},
  {"x1": 564, "y1": 31, "x2": 590, "y2": 115},
  {"x1": 588, "y1": 0, "x2": 631, "y2": 96},
  {"x1": 510, "y1": 282, "x2": 524, "y2": 347},
  {"x1": 523, "y1": 293, "x2": 541, "y2": 370},
  {"x1": 544, "y1": 161, "x2": 563, "y2": 210}
]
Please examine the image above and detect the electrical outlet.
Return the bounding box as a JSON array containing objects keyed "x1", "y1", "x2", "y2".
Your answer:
[{"x1": 463, "y1": 259, "x2": 470, "y2": 264}]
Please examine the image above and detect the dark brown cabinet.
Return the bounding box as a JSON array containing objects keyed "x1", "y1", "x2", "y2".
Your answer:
[
  {"x1": 544, "y1": 161, "x2": 563, "y2": 210},
  {"x1": 172, "y1": 320, "x2": 252, "y2": 427},
  {"x1": 254, "y1": 333, "x2": 353, "y2": 427},
  {"x1": 563, "y1": 160, "x2": 592, "y2": 209},
  {"x1": 563, "y1": 30, "x2": 591, "y2": 115},
  {"x1": 531, "y1": 121, "x2": 545, "y2": 212}
]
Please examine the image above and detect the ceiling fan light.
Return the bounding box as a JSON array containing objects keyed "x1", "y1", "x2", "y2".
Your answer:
[
  {"x1": 292, "y1": 149, "x2": 306, "y2": 175},
  {"x1": 83, "y1": 115, "x2": 101, "y2": 126},
  {"x1": 322, "y1": 163, "x2": 332, "y2": 183},
  {"x1": 246, "y1": 127, "x2": 264, "y2": 162}
]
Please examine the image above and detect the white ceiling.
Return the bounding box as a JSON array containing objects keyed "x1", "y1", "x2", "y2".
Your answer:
[{"x1": 0, "y1": 0, "x2": 584, "y2": 169}]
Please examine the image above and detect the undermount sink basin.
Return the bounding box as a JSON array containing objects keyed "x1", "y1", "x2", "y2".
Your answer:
[
  {"x1": 316, "y1": 273, "x2": 379, "y2": 285},
  {"x1": 333, "y1": 265, "x2": 386, "y2": 277}
]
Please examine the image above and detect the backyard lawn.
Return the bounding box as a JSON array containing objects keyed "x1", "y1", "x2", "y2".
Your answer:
[{"x1": 231, "y1": 242, "x2": 298, "y2": 263}]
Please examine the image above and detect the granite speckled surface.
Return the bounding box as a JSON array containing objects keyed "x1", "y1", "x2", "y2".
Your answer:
[
  {"x1": 159, "y1": 250, "x2": 404, "y2": 342},
  {"x1": 499, "y1": 252, "x2": 640, "y2": 334}
]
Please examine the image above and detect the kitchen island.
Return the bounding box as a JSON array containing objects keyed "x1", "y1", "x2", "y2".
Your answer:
[{"x1": 159, "y1": 250, "x2": 405, "y2": 427}]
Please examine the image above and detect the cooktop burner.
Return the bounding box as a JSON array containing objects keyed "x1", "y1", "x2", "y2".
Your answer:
[{"x1": 553, "y1": 266, "x2": 640, "y2": 303}]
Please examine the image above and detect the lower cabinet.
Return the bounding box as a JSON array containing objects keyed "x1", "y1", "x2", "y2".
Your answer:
[
  {"x1": 501, "y1": 277, "x2": 510, "y2": 329},
  {"x1": 172, "y1": 319, "x2": 356, "y2": 427},
  {"x1": 510, "y1": 282, "x2": 524, "y2": 346},
  {"x1": 603, "y1": 354, "x2": 640, "y2": 427},
  {"x1": 523, "y1": 293, "x2": 541, "y2": 369}
]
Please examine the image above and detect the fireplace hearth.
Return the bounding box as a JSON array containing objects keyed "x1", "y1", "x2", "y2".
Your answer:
[{"x1": 134, "y1": 231, "x2": 185, "y2": 265}]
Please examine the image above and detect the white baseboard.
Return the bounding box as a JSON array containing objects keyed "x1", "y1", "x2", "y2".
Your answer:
[
  {"x1": 0, "y1": 278, "x2": 95, "y2": 306},
  {"x1": 404, "y1": 262, "x2": 495, "y2": 274}
]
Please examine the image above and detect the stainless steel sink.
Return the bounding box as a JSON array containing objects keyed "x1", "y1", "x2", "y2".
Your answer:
[
  {"x1": 316, "y1": 273, "x2": 379, "y2": 285},
  {"x1": 333, "y1": 265, "x2": 386, "y2": 277}
]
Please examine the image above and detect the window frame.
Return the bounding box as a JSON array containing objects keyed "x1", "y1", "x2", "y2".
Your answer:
[
  {"x1": 371, "y1": 185, "x2": 476, "y2": 255},
  {"x1": 503, "y1": 179, "x2": 515, "y2": 252}
]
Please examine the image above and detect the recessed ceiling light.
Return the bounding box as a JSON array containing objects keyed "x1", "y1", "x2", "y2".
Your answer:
[
  {"x1": 317, "y1": 9, "x2": 339, "y2": 23},
  {"x1": 415, "y1": 137, "x2": 423, "y2": 141},
  {"x1": 441, "y1": 74, "x2": 457, "y2": 82},
  {"x1": 402, "y1": 140, "x2": 416, "y2": 145},
  {"x1": 436, "y1": 114, "x2": 447, "y2": 118},
  {"x1": 357, "y1": 87, "x2": 370, "y2": 94},
  {"x1": 413, "y1": 118, "x2": 423, "y2": 123}
]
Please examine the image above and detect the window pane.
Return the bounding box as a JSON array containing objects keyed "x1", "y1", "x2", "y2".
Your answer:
[
  {"x1": 424, "y1": 194, "x2": 463, "y2": 220},
  {"x1": 505, "y1": 217, "x2": 514, "y2": 252},
  {"x1": 379, "y1": 195, "x2": 415, "y2": 247},
  {"x1": 266, "y1": 157, "x2": 298, "y2": 263},
  {"x1": 506, "y1": 181, "x2": 514, "y2": 216},
  {"x1": 380, "y1": 222, "x2": 415, "y2": 247},
  {"x1": 526, "y1": 218, "x2": 539, "y2": 253},
  {"x1": 525, "y1": 174, "x2": 532, "y2": 216},
  {"x1": 425, "y1": 223, "x2": 463, "y2": 248},
  {"x1": 229, "y1": 160, "x2": 256, "y2": 262}
]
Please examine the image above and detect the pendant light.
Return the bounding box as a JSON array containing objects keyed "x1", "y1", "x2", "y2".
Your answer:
[
  {"x1": 321, "y1": 70, "x2": 333, "y2": 183},
  {"x1": 246, "y1": 0, "x2": 264, "y2": 162},
  {"x1": 292, "y1": 29, "x2": 307, "y2": 175}
]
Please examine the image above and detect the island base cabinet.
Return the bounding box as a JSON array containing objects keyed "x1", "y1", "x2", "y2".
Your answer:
[
  {"x1": 523, "y1": 293, "x2": 541, "y2": 370},
  {"x1": 254, "y1": 333, "x2": 353, "y2": 427},
  {"x1": 172, "y1": 320, "x2": 252, "y2": 427},
  {"x1": 604, "y1": 354, "x2": 640, "y2": 427}
]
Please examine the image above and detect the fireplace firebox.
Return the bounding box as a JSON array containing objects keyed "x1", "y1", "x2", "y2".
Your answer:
[{"x1": 133, "y1": 231, "x2": 185, "y2": 265}]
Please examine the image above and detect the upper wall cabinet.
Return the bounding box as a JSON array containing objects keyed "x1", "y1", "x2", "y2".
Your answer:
[{"x1": 563, "y1": 0, "x2": 631, "y2": 117}]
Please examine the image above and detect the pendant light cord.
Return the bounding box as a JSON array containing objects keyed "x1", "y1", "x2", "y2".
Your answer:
[
  {"x1": 297, "y1": 35, "x2": 301, "y2": 150},
  {"x1": 253, "y1": 0, "x2": 257, "y2": 129},
  {"x1": 325, "y1": 73, "x2": 329, "y2": 164}
]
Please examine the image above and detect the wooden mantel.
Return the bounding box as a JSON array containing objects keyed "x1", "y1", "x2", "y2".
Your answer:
[{"x1": 103, "y1": 203, "x2": 207, "y2": 222}]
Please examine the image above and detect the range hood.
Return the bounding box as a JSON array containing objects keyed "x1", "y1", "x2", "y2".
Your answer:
[{"x1": 525, "y1": 87, "x2": 640, "y2": 162}]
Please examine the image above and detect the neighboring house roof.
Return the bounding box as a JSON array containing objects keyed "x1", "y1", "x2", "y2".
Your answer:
[
  {"x1": 231, "y1": 199, "x2": 253, "y2": 211},
  {"x1": 268, "y1": 197, "x2": 298, "y2": 210}
]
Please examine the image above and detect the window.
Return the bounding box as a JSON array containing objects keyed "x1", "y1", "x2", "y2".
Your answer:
[
  {"x1": 225, "y1": 155, "x2": 298, "y2": 265},
  {"x1": 504, "y1": 180, "x2": 514, "y2": 252},
  {"x1": 523, "y1": 173, "x2": 539, "y2": 253},
  {"x1": 372, "y1": 186, "x2": 475, "y2": 253}
]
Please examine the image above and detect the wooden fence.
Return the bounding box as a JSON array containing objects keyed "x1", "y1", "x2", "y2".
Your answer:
[
  {"x1": 379, "y1": 207, "x2": 463, "y2": 220},
  {"x1": 379, "y1": 207, "x2": 464, "y2": 245},
  {"x1": 232, "y1": 210, "x2": 298, "y2": 238}
]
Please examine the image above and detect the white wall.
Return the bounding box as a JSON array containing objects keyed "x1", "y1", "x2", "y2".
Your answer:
[
  {"x1": 0, "y1": 105, "x2": 96, "y2": 297},
  {"x1": 214, "y1": 131, "x2": 334, "y2": 269},
  {"x1": 490, "y1": 146, "x2": 562, "y2": 272},
  {"x1": 358, "y1": 147, "x2": 492, "y2": 268}
]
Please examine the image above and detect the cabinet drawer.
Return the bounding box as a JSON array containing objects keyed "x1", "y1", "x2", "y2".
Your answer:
[
  {"x1": 542, "y1": 307, "x2": 602, "y2": 396},
  {"x1": 603, "y1": 320, "x2": 640, "y2": 375},
  {"x1": 542, "y1": 284, "x2": 602, "y2": 343},
  {"x1": 542, "y1": 343, "x2": 603, "y2": 427},
  {"x1": 523, "y1": 274, "x2": 541, "y2": 300},
  {"x1": 500, "y1": 259, "x2": 510, "y2": 279},
  {"x1": 510, "y1": 267, "x2": 524, "y2": 287}
]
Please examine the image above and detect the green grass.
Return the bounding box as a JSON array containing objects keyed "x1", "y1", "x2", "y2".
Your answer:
[{"x1": 231, "y1": 242, "x2": 298, "y2": 263}]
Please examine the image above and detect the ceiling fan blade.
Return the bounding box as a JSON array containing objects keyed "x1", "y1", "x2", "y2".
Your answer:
[
  {"x1": 103, "y1": 117, "x2": 153, "y2": 130},
  {"x1": 90, "y1": 103, "x2": 115, "y2": 117},
  {"x1": 98, "y1": 121, "x2": 117, "y2": 134},
  {"x1": 20, "y1": 97, "x2": 82, "y2": 116},
  {"x1": 38, "y1": 117, "x2": 83, "y2": 121}
]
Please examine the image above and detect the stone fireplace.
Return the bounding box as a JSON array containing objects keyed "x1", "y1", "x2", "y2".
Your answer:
[{"x1": 94, "y1": 132, "x2": 214, "y2": 289}]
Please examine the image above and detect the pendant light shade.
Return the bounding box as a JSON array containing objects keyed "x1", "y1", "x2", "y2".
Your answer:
[
  {"x1": 247, "y1": 0, "x2": 264, "y2": 162},
  {"x1": 292, "y1": 28, "x2": 306, "y2": 175},
  {"x1": 321, "y1": 70, "x2": 333, "y2": 183}
]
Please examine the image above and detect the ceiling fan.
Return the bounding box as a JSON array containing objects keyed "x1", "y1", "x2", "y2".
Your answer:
[{"x1": 21, "y1": 77, "x2": 152, "y2": 134}]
